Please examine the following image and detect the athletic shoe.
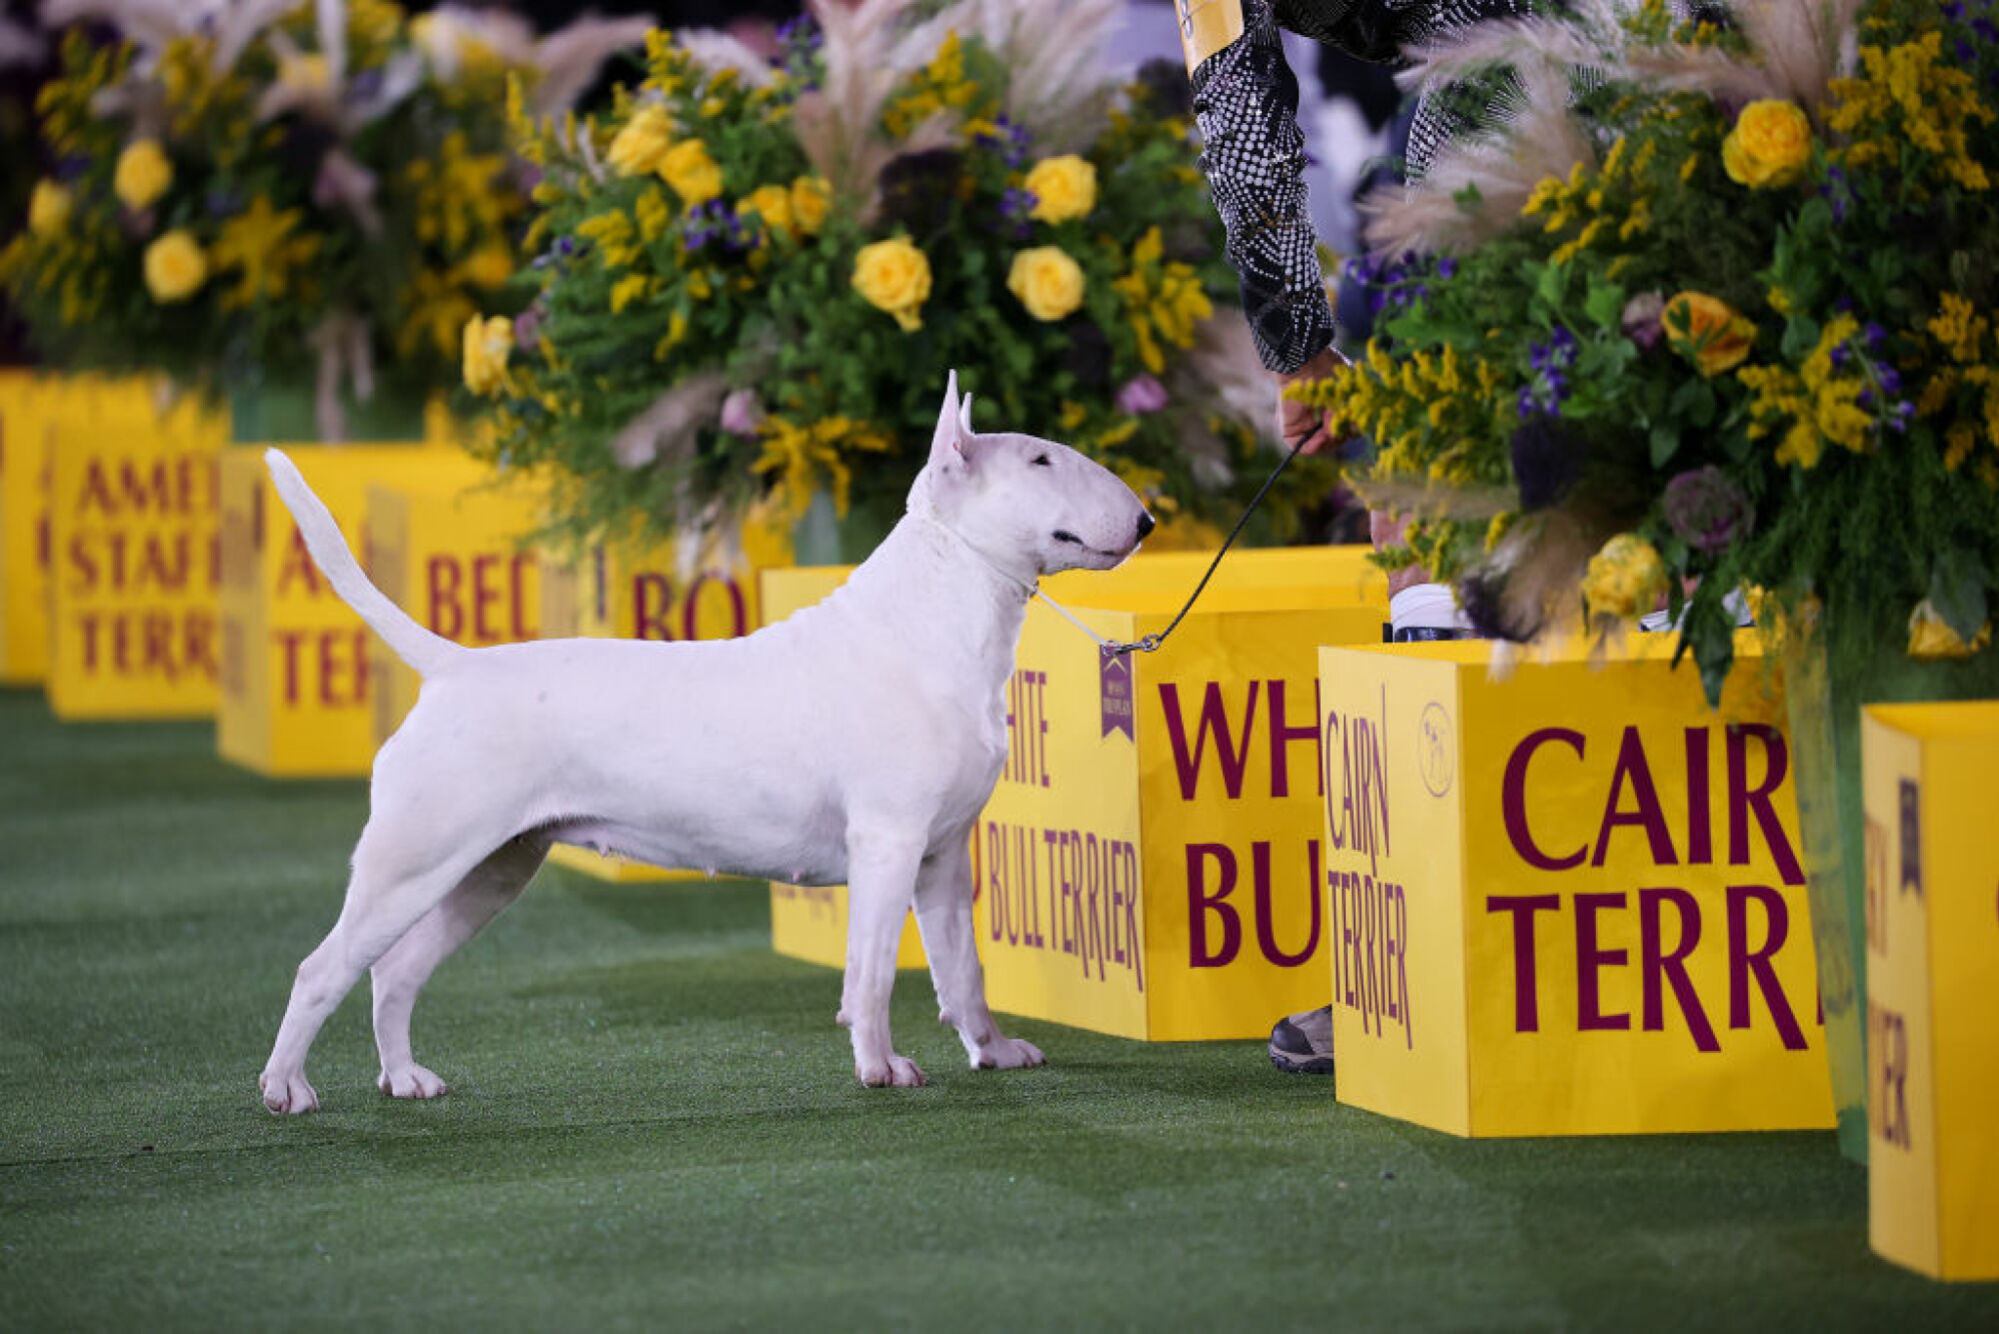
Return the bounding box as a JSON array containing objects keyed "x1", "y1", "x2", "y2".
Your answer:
[{"x1": 1268, "y1": 1004, "x2": 1335, "y2": 1075}]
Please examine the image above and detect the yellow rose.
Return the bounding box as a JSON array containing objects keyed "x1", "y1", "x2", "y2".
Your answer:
[
  {"x1": 789, "y1": 176, "x2": 832, "y2": 235},
  {"x1": 851, "y1": 237, "x2": 932, "y2": 332},
  {"x1": 1665, "y1": 291, "x2": 1756, "y2": 376},
  {"x1": 659, "y1": 138, "x2": 722, "y2": 207},
  {"x1": 740, "y1": 184, "x2": 793, "y2": 236},
  {"x1": 607, "y1": 104, "x2": 673, "y2": 177},
  {"x1": 1907, "y1": 599, "x2": 1993, "y2": 661},
  {"x1": 114, "y1": 139, "x2": 174, "y2": 210},
  {"x1": 28, "y1": 180, "x2": 72, "y2": 237},
  {"x1": 1007, "y1": 245, "x2": 1085, "y2": 322},
  {"x1": 142, "y1": 230, "x2": 208, "y2": 303},
  {"x1": 461, "y1": 314, "x2": 513, "y2": 395},
  {"x1": 1022, "y1": 155, "x2": 1096, "y2": 224},
  {"x1": 1581, "y1": 533, "x2": 1668, "y2": 621},
  {"x1": 1722, "y1": 100, "x2": 1813, "y2": 189}
]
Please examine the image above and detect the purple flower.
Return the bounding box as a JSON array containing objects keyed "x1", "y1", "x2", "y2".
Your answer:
[
  {"x1": 1821, "y1": 164, "x2": 1850, "y2": 224},
  {"x1": 683, "y1": 199, "x2": 752, "y2": 251},
  {"x1": 1663, "y1": 465, "x2": 1755, "y2": 555},
  {"x1": 719, "y1": 389, "x2": 764, "y2": 437},
  {"x1": 972, "y1": 115, "x2": 1032, "y2": 168},
  {"x1": 777, "y1": 14, "x2": 822, "y2": 87},
  {"x1": 775, "y1": 14, "x2": 819, "y2": 47},
  {"x1": 1520, "y1": 324, "x2": 1579, "y2": 414},
  {"x1": 1115, "y1": 374, "x2": 1169, "y2": 415}
]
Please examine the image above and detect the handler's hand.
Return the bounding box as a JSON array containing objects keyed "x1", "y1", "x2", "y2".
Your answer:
[{"x1": 1275, "y1": 344, "x2": 1352, "y2": 455}]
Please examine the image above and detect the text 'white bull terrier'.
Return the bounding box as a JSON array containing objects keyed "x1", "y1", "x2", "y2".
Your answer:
[{"x1": 257, "y1": 373, "x2": 1154, "y2": 1111}]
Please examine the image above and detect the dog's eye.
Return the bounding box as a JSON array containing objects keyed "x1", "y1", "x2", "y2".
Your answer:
[{"x1": 1032, "y1": 453, "x2": 1052, "y2": 467}]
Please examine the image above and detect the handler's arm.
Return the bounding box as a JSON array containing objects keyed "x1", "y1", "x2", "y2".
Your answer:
[{"x1": 1182, "y1": 0, "x2": 1336, "y2": 377}]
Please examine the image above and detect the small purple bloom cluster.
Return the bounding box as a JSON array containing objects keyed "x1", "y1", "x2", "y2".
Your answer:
[
  {"x1": 998, "y1": 186, "x2": 1038, "y2": 240},
  {"x1": 972, "y1": 114, "x2": 1032, "y2": 169},
  {"x1": 1943, "y1": 1, "x2": 1999, "y2": 77},
  {"x1": 776, "y1": 14, "x2": 823, "y2": 90},
  {"x1": 532, "y1": 234, "x2": 577, "y2": 270},
  {"x1": 682, "y1": 199, "x2": 754, "y2": 252},
  {"x1": 1518, "y1": 326, "x2": 1578, "y2": 418},
  {"x1": 1820, "y1": 164, "x2": 1850, "y2": 224},
  {"x1": 1843, "y1": 322, "x2": 1917, "y2": 433},
  {"x1": 1341, "y1": 250, "x2": 1432, "y2": 317}
]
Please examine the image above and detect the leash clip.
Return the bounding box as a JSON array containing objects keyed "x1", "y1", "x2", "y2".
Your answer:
[{"x1": 1101, "y1": 634, "x2": 1160, "y2": 658}]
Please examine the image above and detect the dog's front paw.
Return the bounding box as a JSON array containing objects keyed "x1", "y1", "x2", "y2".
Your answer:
[
  {"x1": 855, "y1": 1054, "x2": 928, "y2": 1088},
  {"x1": 259, "y1": 1069, "x2": 320, "y2": 1115},
  {"x1": 378, "y1": 1064, "x2": 449, "y2": 1100},
  {"x1": 973, "y1": 1036, "x2": 1044, "y2": 1071}
]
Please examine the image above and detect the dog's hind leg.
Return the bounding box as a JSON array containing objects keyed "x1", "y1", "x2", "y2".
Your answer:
[
  {"x1": 840, "y1": 827, "x2": 928, "y2": 1087},
  {"x1": 369, "y1": 831, "x2": 550, "y2": 1100},
  {"x1": 913, "y1": 834, "x2": 1044, "y2": 1073},
  {"x1": 259, "y1": 812, "x2": 514, "y2": 1114}
]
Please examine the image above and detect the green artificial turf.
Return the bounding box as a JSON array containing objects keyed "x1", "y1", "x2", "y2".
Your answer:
[{"x1": 2, "y1": 687, "x2": 1995, "y2": 1331}]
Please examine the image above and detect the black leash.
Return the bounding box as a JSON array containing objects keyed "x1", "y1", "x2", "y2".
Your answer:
[{"x1": 1039, "y1": 433, "x2": 1311, "y2": 658}]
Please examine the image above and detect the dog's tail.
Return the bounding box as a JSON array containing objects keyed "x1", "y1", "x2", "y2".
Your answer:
[{"x1": 264, "y1": 448, "x2": 460, "y2": 677}]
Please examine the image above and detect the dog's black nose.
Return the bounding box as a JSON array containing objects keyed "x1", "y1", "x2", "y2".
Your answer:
[{"x1": 1136, "y1": 512, "x2": 1156, "y2": 541}]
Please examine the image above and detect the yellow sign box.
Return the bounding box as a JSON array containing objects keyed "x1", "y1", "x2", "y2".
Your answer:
[
  {"x1": 1317, "y1": 632, "x2": 1835, "y2": 1137},
  {"x1": 0, "y1": 371, "x2": 59, "y2": 684},
  {"x1": 45, "y1": 386, "x2": 227, "y2": 719},
  {"x1": 216, "y1": 444, "x2": 464, "y2": 777},
  {"x1": 539, "y1": 519, "x2": 794, "y2": 883},
  {"x1": 364, "y1": 463, "x2": 546, "y2": 744},
  {"x1": 1862, "y1": 701, "x2": 1999, "y2": 1281},
  {"x1": 762, "y1": 546, "x2": 1391, "y2": 1036}
]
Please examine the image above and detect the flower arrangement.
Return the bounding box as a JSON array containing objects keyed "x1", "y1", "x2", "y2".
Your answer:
[
  {"x1": 459, "y1": 0, "x2": 1324, "y2": 553},
  {"x1": 1292, "y1": 0, "x2": 1999, "y2": 701},
  {"x1": 0, "y1": 0, "x2": 645, "y2": 439}
]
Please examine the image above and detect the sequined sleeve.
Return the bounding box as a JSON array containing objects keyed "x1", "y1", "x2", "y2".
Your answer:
[
  {"x1": 1188, "y1": 0, "x2": 1334, "y2": 374},
  {"x1": 1188, "y1": 0, "x2": 1530, "y2": 372}
]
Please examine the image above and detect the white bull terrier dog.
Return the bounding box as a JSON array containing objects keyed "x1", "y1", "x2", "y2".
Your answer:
[{"x1": 257, "y1": 373, "x2": 1155, "y2": 1112}]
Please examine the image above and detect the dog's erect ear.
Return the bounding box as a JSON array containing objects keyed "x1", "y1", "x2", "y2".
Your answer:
[{"x1": 930, "y1": 369, "x2": 974, "y2": 466}]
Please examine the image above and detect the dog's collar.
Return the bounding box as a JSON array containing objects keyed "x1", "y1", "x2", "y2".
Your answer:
[
  {"x1": 913, "y1": 512, "x2": 1039, "y2": 599},
  {"x1": 914, "y1": 511, "x2": 1139, "y2": 656}
]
